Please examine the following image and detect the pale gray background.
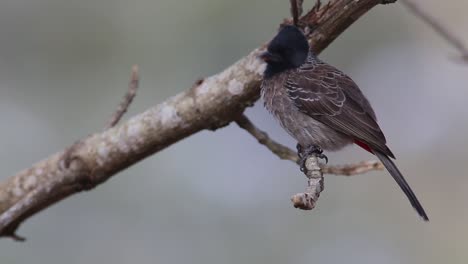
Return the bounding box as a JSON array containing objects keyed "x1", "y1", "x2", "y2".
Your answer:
[{"x1": 0, "y1": 0, "x2": 467, "y2": 263}]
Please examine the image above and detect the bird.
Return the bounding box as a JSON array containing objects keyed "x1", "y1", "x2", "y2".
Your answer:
[{"x1": 259, "y1": 25, "x2": 428, "y2": 221}]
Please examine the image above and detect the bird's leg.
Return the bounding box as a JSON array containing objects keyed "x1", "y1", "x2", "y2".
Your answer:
[
  {"x1": 297, "y1": 144, "x2": 328, "y2": 172},
  {"x1": 296, "y1": 144, "x2": 304, "y2": 158}
]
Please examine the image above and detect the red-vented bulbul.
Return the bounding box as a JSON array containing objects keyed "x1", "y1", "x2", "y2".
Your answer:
[{"x1": 260, "y1": 25, "x2": 428, "y2": 220}]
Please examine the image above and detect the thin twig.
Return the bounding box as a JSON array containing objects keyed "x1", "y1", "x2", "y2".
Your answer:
[
  {"x1": 321, "y1": 160, "x2": 383, "y2": 175},
  {"x1": 290, "y1": 0, "x2": 304, "y2": 26},
  {"x1": 313, "y1": 0, "x2": 322, "y2": 12},
  {"x1": 235, "y1": 114, "x2": 298, "y2": 162},
  {"x1": 401, "y1": 0, "x2": 468, "y2": 61},
  {"x1": 106, "y1": 65, "x2": 140, "y2": 129},
  {"x1": 235, "y1": 114, "x2": 384, "y2": 176}
]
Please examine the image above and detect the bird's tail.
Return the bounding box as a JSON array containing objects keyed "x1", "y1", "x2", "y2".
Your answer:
[{"x1": 374, "y1": 150, "x2": 429, "y2": 221}]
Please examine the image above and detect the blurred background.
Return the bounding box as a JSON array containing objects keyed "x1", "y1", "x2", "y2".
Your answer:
[{"x1": 0, "y1": 0, "x2": 467, "y2": 263}]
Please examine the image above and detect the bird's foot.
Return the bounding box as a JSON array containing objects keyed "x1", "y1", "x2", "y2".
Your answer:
[{"x1": 297, "y1": 145, "x2": 328, "y2": 172}]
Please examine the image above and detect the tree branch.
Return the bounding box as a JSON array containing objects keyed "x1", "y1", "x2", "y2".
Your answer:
[
  {"x1": 291, "y1": 154, "x2": 324, "y2": 210},
  {"x1": 290, "y1": 0, "x2": 304, "y2": 26},
  {"x1": 401, "y1": 0, "x2": 468, "y2": 61},
  {"x1": 106, "y1": 65, "x2": 140, "y2": 129},
  {"x1": 235, "y1": 114, "x2": 299, "y2": 163},
  {"x1": 0, "y1": 0, "x2": 393, "y2": 240},
  {"x1": 235, "y1": 114, "x2": 384, "y2": 176},
  {"x1": 321, "y1": 160, "x2": 384, "y2": 175}
]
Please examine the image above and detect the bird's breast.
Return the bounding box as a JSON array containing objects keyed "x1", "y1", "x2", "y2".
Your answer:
[{"x1": 261, "y1": 75, "x2": 352, "y2": 150}]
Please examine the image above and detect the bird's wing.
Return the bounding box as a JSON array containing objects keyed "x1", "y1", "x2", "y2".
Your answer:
[{"x1": 286, "y1": 60, "x2": 394, "y2": 157}]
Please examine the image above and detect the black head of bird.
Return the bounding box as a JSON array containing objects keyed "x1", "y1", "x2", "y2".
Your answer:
[{"x1": 260, "y1": 25, "x2": 310, "y2": 78}]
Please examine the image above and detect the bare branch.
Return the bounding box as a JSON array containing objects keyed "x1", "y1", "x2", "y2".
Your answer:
[
  {"x1": 235, "y1": 114, "x2": 383, "y2": 175},
  {"x1": 106, "y1": 65, "x2": 140, "y2": 129},
  {"x1": 235, "y1": 114, "x2": 298, "y2": 162},
  {"x1": 313, "y1": 0, "x2": 322, "y2": 12},
  {"x1": 0, "y1": 180, "x2": 56, "y2": 242},
  {"x1": 401, "y1": 0, "x2": 468, "y2": 61},
  {"x1": 0, "y1": 0, "x2": 392, "y2": 240},
  {"x1": 290, "y1": 0, "x2": 304, "y2": 26},
  {"x1": 322, "y1": 160, "x2": 384, "y2": 175},
  {"x1": 290, "y1": 159, "x2": 384, "y2": 210},
  {"x1": 291, "y1": 154, "x2": 324, "y2": 210}
]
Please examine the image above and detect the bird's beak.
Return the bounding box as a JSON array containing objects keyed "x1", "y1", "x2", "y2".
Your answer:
[{"x1": 258, "y1": 51, "x2": 282, "y2": 63}]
